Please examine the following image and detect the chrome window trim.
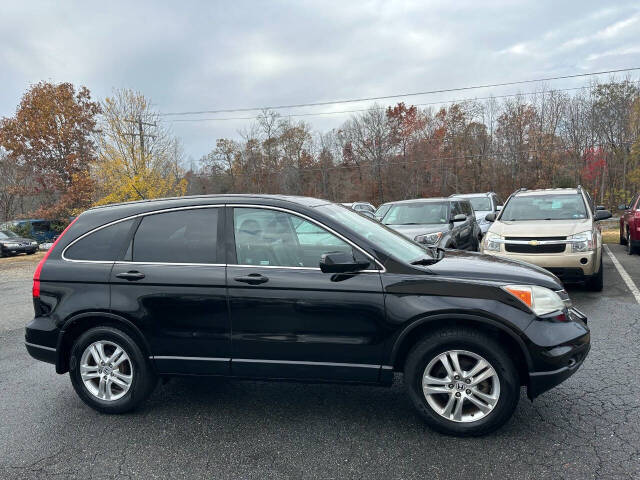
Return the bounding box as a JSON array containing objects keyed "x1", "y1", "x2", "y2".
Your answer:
[
  {"x1": 25, "y1": 341, "x2": 56, "y2": 352},
  {"x1": 228, "y1": 203, "x2": 385, "y2": 272},
  {"x1": 62, "y1": 205, "x2": 224, "y2": 264}
]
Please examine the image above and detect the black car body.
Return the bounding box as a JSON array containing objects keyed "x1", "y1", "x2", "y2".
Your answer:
[
  {"x1": 0, "y1": 230, "x2": 38, "y2": 256},
  {"x1": 381, "y1": 198, "x2": 481, "y2": 250},
  {"x1": 25, "y1": 195, "x2": 590, "y2": 436}
]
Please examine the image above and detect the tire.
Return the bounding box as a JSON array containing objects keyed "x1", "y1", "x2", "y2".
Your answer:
[
  {"x1": 620, "y1": 227, "x2": 627, "y2": 245},
  {"x1": 586, "y1": 255, "x2": 604, "y2": 292},
  {"x1": 627, "y1": 232, "x2": 635, "y2": 255},
  {"x1": 27, "y1": 250, "x2": 36, "y2": 255},
  {"x1": 69, "y1": 326, "x2": 157, "y2": 414},
  {"x1": 404, "y1": 327, "x2": 520, "y2": 436}
]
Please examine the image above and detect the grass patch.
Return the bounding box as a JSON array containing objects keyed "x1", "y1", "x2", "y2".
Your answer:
[{"x1": 601, "y1": 228, "x2": 619, "y2": 244}]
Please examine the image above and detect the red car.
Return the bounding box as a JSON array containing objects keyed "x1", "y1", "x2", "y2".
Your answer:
[{"x1": 620, "y1": 195, "x2": 640, "y2": 254}]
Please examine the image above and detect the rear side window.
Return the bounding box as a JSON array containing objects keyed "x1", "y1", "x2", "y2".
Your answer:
[
  {"x1": 132, "y1": 208, "x2": 218, "y2": 264},
  {"x1": 65, "y1": 219, "x2": 134, "y2": 261}
]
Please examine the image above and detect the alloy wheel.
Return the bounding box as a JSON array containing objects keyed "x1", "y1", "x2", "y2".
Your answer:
[
  {"x1": 79, "y1": 340, "x2": 133, "y2": 401},
  {"x1": 422, "y1": 349, "x2": 500, "y2": 423}
]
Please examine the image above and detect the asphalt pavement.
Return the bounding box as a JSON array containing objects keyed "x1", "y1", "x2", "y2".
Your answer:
[{"x1": 0, "y1": 245, "x2": 638, "y2": 479}]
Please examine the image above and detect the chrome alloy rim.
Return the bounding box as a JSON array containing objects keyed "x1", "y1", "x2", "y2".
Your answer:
[
  {"x1": 422, "y1": 350, "x2": 500, "y2": 423},
  {"x1": 80, "y1": 340, "x2": 133, "y2": 401}
]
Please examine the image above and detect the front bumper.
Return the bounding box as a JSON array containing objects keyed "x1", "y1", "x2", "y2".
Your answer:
[
  {"x1": 526, "y1": 307, "x2": 590, "y2": 399},
  {"x1": 481, "y1": 248, "x2": 598, "y2": 277},
  {"x1": 1, "y1": 244, "x2": 38, "y2": 255}
]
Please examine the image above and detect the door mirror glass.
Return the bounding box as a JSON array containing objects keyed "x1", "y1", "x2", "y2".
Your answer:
[
  {"x1": 452, "y1": 213, "x2": 466, "y2": 222},
  {"x1": 596, "y1": 205, "x2": 606, "y2": 211},
  {"x1": 319, "y1": 251, "x2": 370, "y2": 273},
  {"x1": 485, "y1": 213, "x2": 496, "y2": 222},
  {"x1": 496, "y1": 205, "x2": 503, "y2": 211},
  {"x1": 594, "y1": 210, "x2": 612, "y2": 221}
]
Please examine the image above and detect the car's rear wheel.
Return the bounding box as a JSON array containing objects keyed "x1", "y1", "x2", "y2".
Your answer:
[
  {"x1": 69, "y1": 326, "x2": 157, "y2": 413},
  {"x1": 404, "y1": 328, "x2": 520, "y2": 436},
  {"x1": 627, "y1": 232, "x2": 636, "y2": 255},
  {"x1": 620, "y1": 227, "x2": 628, "y2": 245}
]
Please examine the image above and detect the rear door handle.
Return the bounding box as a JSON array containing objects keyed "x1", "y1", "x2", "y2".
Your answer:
[
  {"x1": 233, "y1": 273, "x2": 268, "y2": 285},
  {"x1": 116, "y1": 271, "x2": 146, "y2": 281}
]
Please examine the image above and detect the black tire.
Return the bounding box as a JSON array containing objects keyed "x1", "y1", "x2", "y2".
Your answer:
[
  {"x1": 586, "y1": 255, "x2": 604, "y2": 291},
  {"x1": 404, "y1": 327, "x2": 520, "y2": 436},
  {"x1": 69, "y1": 326, "x2": 157, "y2": 414},
  {"x1": 620, "y1": 228, "x2": 627, "y2": 245},
  {"x1": 27, "y1": 250, "x2": 36, "y2": 255}
]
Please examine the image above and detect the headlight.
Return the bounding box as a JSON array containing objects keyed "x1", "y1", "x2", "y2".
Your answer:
[
  {"x1": 569, "y1": 230, "x2": 595, "y2": 252},
  {"x1": 503, "y1": 285, "x2": 566, "y2": 316},
  {"x1": 483, "y1": 232, "x2": 502, "y2": 252},
  {"x1": 415, "y1": 232, "x2": 443, "y2": 245},
  {"x1": 3, "y1": 242, "x2": 19, "y2": 248}
]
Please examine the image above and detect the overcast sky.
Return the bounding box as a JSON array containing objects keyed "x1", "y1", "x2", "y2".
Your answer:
[{"x1": 2, "y1": 1, "x2": 640, "y2": 163}]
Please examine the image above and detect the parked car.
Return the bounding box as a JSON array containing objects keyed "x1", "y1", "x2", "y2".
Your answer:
[
  {"x1": 619, "y1": 195, "x2": 640, "y2": 254},
  {"x1": 450, "y1": 192, "x2": 503, "y2": 238},
  {"x1": 482, "y1": 187, "x2": 611, "y2": 290},
  {"x1": 2, "y1": 219, "x2": 58, "y2": 243},
  {"x1": 0, "y1": 230, "x2": 38, "y2": 257},
  {"x1": 342, "y1": 202, "x2": 376, "y2": 218},
  {"x1": 381, "y1": 198, "x2": 481, "y2": 250},
  {"x1": 26, "y1": 194, "x2": 590, "y2": 436}
]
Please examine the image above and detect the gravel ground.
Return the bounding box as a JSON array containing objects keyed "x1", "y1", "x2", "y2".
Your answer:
[{"x1": 0, "y1": 245, "x2": 638, "y2": 479}]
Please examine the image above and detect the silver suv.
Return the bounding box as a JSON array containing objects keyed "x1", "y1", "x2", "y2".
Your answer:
[{"x1": 450, "y1": 192, "x2": 503, "y2": 237}]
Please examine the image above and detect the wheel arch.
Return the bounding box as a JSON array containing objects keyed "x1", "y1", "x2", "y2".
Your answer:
[
  {"x1": 56, "y1": 312, "x2": 152, "y2": 374},
  {"x1": 389, "y1": 313, "x2": 532, "y2": 384}
]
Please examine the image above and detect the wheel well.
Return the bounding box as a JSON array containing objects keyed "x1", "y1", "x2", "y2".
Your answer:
[
  {"x1": 392, "y1": 317, "x2": 529, "y2": 385},
  {"x1": 57, "y1": 315, "x2": 150, "y2": 374}
]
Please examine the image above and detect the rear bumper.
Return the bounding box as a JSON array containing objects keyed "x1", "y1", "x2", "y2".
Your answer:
[
  {"x1": 25, "y1": 341, "x2": 56, "y2": 364},
  {"x1": 25, "y1": 316, "x2": 59, "y2": 366}
]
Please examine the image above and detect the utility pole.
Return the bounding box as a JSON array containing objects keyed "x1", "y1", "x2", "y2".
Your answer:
[{"x1": 123, "y1": 116, "x2": 157, "y2": 200}]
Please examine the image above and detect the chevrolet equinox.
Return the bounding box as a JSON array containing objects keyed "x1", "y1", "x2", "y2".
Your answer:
[{"x1": 25, "y1": 195, "x2": 590, "y2": 436}]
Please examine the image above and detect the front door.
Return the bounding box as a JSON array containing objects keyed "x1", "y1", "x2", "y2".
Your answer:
[
  {"x1": 226, "y1": 206, "x2": 386, "y2": 382},
  {"x1": 109, "y1": 206, "x2": 230, "y2": 375}
]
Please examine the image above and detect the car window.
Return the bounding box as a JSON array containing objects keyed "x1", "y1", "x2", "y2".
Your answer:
[
  {"x1": 500, "y1": 194, "x2": 587, "y2": 221},
  {"x1": 132, "y1": 209, "x2": 218, "y2": 264},
  {"x1": 375, "y1": 204, "x2": 391, "y2": 218},
  {"x1": 65, "y1": 219, "x2": 134, "y2": 261},
  {"x1": 461, "y1": 201, "x2": 473, "y2": 216},
  {"x1": 233, "y1": 208, "x2": 352, "y2": 268},
  {"x1": 0, "y1": 230, "x2": 18, "y2": 239},
  {"x1": 632, "y1": 194, "x2": 640, "y2": 210},
  {"x1": 383, "y1": 202, "x2": 449, "y2": 225},
  {"x1": 31, "y1": 221, "x2": 50, "y2": 233},
  {"x1": 450, "y1": 202, "x2": 462, "y2": 216},
  {"x1": 467, "y1": 197, "x2": 491, "y2": 211}
]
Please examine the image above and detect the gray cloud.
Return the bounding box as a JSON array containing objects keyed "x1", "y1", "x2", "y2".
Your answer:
[{"x1": 1, "y1": 0, "x2": 639, "y2": 161}]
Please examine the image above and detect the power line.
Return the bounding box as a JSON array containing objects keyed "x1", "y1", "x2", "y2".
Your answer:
[
  {"x1": 165, "y1": 82, "x2": 637, "y2": 123},
  {"x1": 160, "y1": 67, "x2": 640, "y2": 117}
]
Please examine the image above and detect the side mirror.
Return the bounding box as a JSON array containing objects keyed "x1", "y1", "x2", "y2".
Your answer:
[
  {"x1": 319, "y1": 251, "x2": 369, "y2": 273},
  {"x1": 496, "y1": 205, "x2": 503, "y2": 211},
  {"x1": 596, "y1": 205, "x2": 606, "y2": 211},
  {"x1": 618, "y1": 204, "x2": 629, "y2": 210},
  {"x1": 594, "y1": 210, "x2": 612, "y2": 221},
  {"x1": 452, "y1": 213, "x2": 466, "y2": 222},
  {"x1": 485, "y1": 213, "x2": 496, "y2": 222}
]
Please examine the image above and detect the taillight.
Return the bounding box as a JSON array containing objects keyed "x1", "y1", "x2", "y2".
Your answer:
[
  {"x1": 634, "y1": 210, "x2": 640, "y2": 218},
  {"x1": 33, "y1": 217, "x2": 78, "y2": 298}
]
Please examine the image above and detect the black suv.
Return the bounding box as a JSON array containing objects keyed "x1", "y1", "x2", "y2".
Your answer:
[{"x1": 25, "y1": 195, "x2": 590, "y2": 436}]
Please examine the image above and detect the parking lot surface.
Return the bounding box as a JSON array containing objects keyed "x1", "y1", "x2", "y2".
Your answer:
[{"x1": 0, "y1": 245, "x2": 638, "y2": 479}]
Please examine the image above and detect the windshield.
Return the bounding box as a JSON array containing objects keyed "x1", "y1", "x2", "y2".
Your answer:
[
  {"x1": 466, "y1": 197, "x2": 492, "y2": 212},
  {"x1": 0, "y1": 230, "x2": 18, "y2": 239},
  {"x1": 382, "y1": 202, "x2": 449, "y2": 225},
  {"x1": 500, "y1": 194, "x2": 588, "y2": 221},
  {"x1": 317, "y1": 204, "x2": 431, "y2": 263}
]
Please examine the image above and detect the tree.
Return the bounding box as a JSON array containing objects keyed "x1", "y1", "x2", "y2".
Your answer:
[
  {"x1": 94, "y1": 89, "x2": 186, "y2": 204},
  {"x1": 0, "y1": 81, "x2": 100, "y2": 219}
]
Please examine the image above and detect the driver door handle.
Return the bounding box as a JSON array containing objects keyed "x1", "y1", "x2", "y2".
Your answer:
[
  {"x1": 116, "y1": 271, "x2": 146, "y2": 281},
  {"x1": 234, "y1": 273, "x2": 269, "y2": 285}
]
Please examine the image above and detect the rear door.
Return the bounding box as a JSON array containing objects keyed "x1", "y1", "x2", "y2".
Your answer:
[
  {"x1": 109, "y1": 206, "x2": 230, "y2": 375},
  {"x1": 226, "y1": 205, "x2": 386, "y2": 382}
]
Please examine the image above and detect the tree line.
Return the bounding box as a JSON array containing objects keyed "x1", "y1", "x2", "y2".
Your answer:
[{"x1": 1, "y1": 78, "x2": 640, "y2": 225}]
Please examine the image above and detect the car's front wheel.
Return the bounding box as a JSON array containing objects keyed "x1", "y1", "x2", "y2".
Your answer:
[
  {"x1": 69, "y1": 326, "x2": 157, "y2": 413},
  {"x1": 404, "y1": 328, "x2": 520, "y2": 436}
]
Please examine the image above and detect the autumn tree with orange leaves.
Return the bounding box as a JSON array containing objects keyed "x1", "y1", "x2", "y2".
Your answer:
[{"x1": 0, "y1": 81, "x2": 101, "y2": 220}]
